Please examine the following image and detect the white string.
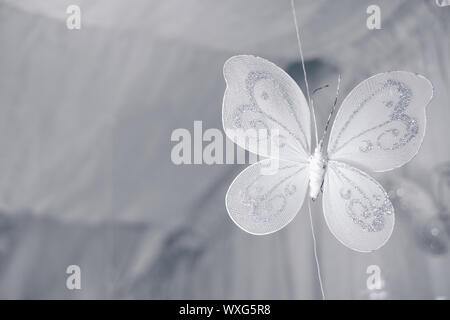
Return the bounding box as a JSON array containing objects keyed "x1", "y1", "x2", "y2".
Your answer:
[
  {"x1": 291, "y1": 0, "x2": 325, "y2": 300},
  {"x1": 290, "y1": 0, "x2": 318, "y2": 147},
  {"x1": 308, "y1": 199, "x2": 325, "y2": 300}
]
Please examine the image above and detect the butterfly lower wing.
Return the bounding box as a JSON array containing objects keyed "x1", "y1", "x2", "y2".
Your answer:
[
  {"x1": 226, "y1": 159, "x2": 309, "y2": 235},
  {"x1": 327, "y1": 71, "x2": 433, "y2": 172},
  {"x1": 322, "y1": 160, "x2": 394, "y2": 252},
  {"x1": 223, "y1": 55, "x2": 311, "y2": 162}
]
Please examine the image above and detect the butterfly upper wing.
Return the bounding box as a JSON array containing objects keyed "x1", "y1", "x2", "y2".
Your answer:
[
  {"x1": 327, "y1": 71, "x2": 433, "y2": 172},
  {"x1": 222, "y1": 55, "x2": 312, "y2": 234},
  {"x1": 223, "y1": 55, "x2": 311, "y2": 162},
  {"x1": 322, "y1": 160, "x2": 394, "y2": 252},
  {"x1": 226, "y1": 159, "x2": 309, "y2": 235}
]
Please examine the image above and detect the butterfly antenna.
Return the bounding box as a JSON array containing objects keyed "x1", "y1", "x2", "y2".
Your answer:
[
  {"x1": 320, "y1": 74, "x2": 341, "y2": 146},
  {"x1": 310, "y1": 84, "x2": 330, "y2": 150},
  {"x1": 290, "y1": 0, "x2": 317, "y2": 147},
  {"x1": 313, "y1": 84, "x2": 330, "y2": 95},
  {"x1": 310, "y1": 99, "x2": 319, "y2": 149}
]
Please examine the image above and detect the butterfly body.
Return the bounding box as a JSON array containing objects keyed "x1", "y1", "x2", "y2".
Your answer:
[{"x1": 309, "y1": 144, "x2": 327, "y2": 201}]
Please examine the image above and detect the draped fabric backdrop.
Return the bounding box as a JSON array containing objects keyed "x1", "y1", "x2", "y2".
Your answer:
[{"x1": 0, "y1": 0, "x2": 449, "y2": 298}]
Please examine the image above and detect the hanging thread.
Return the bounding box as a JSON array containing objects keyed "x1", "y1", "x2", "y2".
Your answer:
[
  {"x1": 290, "y1": 0, "x2": 318, "y2": 146},
  {"x1": 308, "y1": 199, "x2": 325, "y2": 300},
  {"x1": 291, "y1": 0, "x2": 325, "y2": 300}
]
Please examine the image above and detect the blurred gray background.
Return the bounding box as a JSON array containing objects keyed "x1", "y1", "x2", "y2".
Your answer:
[{"x1": 0, "y1": 0, "x2": 449, "y2": 299}]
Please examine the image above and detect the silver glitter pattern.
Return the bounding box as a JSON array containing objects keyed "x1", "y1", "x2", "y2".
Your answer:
[
  {"x1": 239, "y1": 164, "x2": 306, "y2": 223},
  {"x1": 329, "y1": 161, "x2": 394, "y2": 232},
  {"x1": 232, "y1": 71, "x2": 310, "y2": 153},
  {"x1": 329, "y1": 78, "x2": 418, "y2": 156}
]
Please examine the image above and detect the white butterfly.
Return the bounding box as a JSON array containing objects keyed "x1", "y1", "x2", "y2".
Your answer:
[{"x1": 222, "y1": 55, "x2": 433, "y2": 252}]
